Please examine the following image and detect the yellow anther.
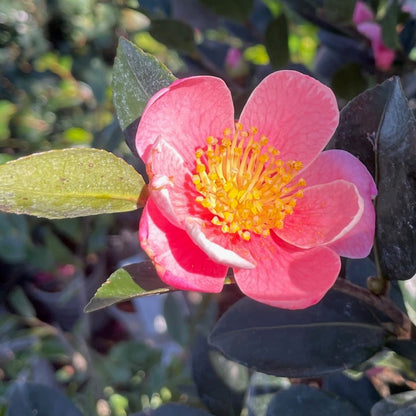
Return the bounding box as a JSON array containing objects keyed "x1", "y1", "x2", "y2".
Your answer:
[
  {"x1": 193, "y1": 124, "x2": 306, "y2": 241},
  {"x1": 196, "y1": 164, "x2": 206, "y2": 173}
]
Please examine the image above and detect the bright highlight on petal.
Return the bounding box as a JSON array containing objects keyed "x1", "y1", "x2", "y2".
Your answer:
[{"x1": 192, "y1": 123, "x2": 306, "y2": 241}]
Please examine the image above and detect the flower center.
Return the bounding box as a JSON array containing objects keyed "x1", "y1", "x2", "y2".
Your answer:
[{"x1": 192, "y1": 123, "x2": 306, "y2": 241}]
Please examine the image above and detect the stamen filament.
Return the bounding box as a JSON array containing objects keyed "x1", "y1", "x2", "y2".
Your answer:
[{"x1": 192, "y1": 123, "x2": 306, "y2": 241}]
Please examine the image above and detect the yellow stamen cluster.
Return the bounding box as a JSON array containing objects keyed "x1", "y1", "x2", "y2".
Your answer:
[{"x1": 192, "y1": 123, "x2": 306, "y2": 241}]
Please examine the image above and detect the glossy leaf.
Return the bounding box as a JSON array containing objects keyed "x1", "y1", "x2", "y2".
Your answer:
[
  {"x1": 200, "y1": 0, "x2": 254, "y2": 22},
  {"x1": 323, "y1": 373, "x2": 381, "y2": 415},
  {"x1": 265, "y1": 385, "x2": 361, "y2": 416},
  {"x1": 6, "y1": 382, "x2": 82, "y2": 416},
  {"x1": 371, "y1": 391, "x2": 416, "y2": 416},
  {"x1": 84, "y1": 261, "x2": 174, "y2": 312},
  {"x1": 264, "y1": 14, "x2": 289, "y2": 68},
  {"x1": 112, "y1": 37, "x2": 176, "y2": 131},
  {"x1": 0, "y1": 148, "x2": 146, "y2": 219},
  {"x1": 329, "y1": 77, "x2": 416, "y2": 281},
  {"x1": 149, "y1": 19, "x2": 196, "y2": 53},
  {"x1": 209, "y1": 290, "x2": 387, "y2": 378}
]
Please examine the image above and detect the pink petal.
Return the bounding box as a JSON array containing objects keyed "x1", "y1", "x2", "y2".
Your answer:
[
  {"x1": 233, "y1": 234, "x2": 340, "y2": 309},
  {"x1": 357, "y1": 22, "x2": 395, "y2": 71},
  {"x1": 275, "y1": 180, "x2": 364, "y2": 249},
  {"x1": 135, "y1": 76, "x2": 235, "y2": 167},
  {"x1": 147, "y1": 137, "x2": 207, "y2": 228},
  {"x1": 373, "y1": 43, "x2": 395, "y2": 71},
  {"x1": 139, "y1": 198, "x2": 227, "y2": 292},
  {"x1": 353, "y1": 1, "x2": 374, "y2": 24},
  {"x1": 239, "y1": 70, "x2": 339, "y2": 168},
  {"x1": 299, "y1": 150, "x2": 376, "y2": 257}
]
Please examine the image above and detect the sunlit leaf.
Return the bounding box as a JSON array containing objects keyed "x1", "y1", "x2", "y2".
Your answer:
[
  {"x1": 0, "y1": 148, "x2": 146, "y2": 219},
  {"x1": 112, "y1": 37, "x2": 176, "y2": 131},
  {"x1": 398, "y1": 274, "x2": 416, "y2": 325},
  {"x1": 0, "y1": 100, "x2": 17, "y2": 141},
  {"x1": 84, "y1": 262, "x2": 175, "y2": 312},
  {"x1": 209, "y1": 290, "x2": 387, "y2": 378}
]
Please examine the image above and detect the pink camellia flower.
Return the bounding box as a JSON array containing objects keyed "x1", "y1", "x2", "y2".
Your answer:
[
  {"x1": 136, "y1": 70, "x2": 377, "y2": 309},
  {"x1": 353, "y1": 1, "x2": 395, "y2": 71}
]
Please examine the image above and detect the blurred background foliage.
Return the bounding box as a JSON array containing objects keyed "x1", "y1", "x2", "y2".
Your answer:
[{"x1": 1, "y1": 0, "x2": 416, "y2": 415}]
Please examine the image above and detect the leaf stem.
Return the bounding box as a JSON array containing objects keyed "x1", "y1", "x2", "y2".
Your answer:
[{"x1": 334, "y1": 278, "x2": 416, "y2": 339}]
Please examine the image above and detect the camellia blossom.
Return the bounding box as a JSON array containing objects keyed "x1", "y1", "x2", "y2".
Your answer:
[
  {"x1": 353, "y1": 1, "x2": 395, "y2": 71},
  {"x1": 135, "y1": 70, "x2": 377, "y2": 309}
]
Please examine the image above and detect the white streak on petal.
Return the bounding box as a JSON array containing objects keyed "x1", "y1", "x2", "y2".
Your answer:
[
  {"x1": 326, "y1": 186, "x2": 365, "y2": 245},
  {"x1": 186, "y1": 220, "x2": 256, "y2": 269},
  {"x1": 150, "y1": 175, "x2": 183, "y2": 229}
]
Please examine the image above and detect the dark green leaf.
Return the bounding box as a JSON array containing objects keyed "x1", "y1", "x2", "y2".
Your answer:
[
  {"x1": 112, "y1": 37, "x2": 176, "y2": 131},
  {"x1": 323, "y1": 373, "x2": 381, "y2": 415},
  {"x1": 84, "y1": 261, "x2": 175, "y2": 312},
  {"x1": 200, "y1": 0, "x2": 254, "y2": 22},
  {"x1": 163, "y1": 293, "x2": 190, "y2": 346},
  {"x1": 331, "y1": 63, "x2": 368, "y2": 101},
  {"x1": 191, "y1": 334, "x2": 248, "y2": 416},
  {"x1": 265, "y1": 385, "x2": 361, "y2": 416},
  {"x1": 371, "y1": 391, "x2": 416, "y2": 416},
  {"x1": 380, "y1": 0, "x2": 399, "y2": 49},
  {"x1": 375, "y1": 78, "x2": 416, "y2": 281},
  {"x1": 0, "y1": 148, "x2": 146, "y2": 219},
  {"x1": 209, "y1": 290, "x2": 387, "y2": 378},
  {"x1": 264, "y1": 14, "x2": 289, "y2": 69},
  {"x1": 386, "y1": 339, "x2": 416, "y2": 361},
  {"x1": 6, "y1": 382, "x2": 82, "y2": 416},
  {"x1": 8, "y1": 287, "x2": 36, "y2": 319},
  {"x1": 245, "y1": 373, "x2": 289, "y2": 416},
  {"x1": 323, "y1": 0, "x2": 357, "y2": 22},
  {"x1": 329, "y1": 77, "x2": 416, "y2": 281},
  {"x1": 149, "y1": 19, "x2": 196, "y2": 54},
  {"x1": 0, "y1": 213, "x2": 29, "y2": 263},
  {"x1": 134, "y1": 403, "x2": 214, "y2": 416},
  {"x1": 280, "y1": 0, "x2": 343, "y2": 34}
]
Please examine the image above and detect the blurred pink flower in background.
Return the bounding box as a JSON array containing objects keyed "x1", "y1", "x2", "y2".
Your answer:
[
  {"x1": 353, "y1": 1, "x2": 395, "y2": 71},
  {"x1": 135, "y1": 71, "x2": 377, "y2": 309}
]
